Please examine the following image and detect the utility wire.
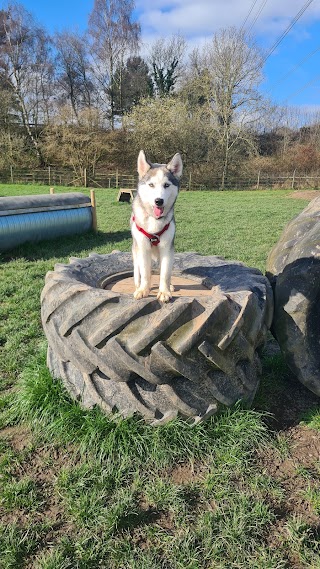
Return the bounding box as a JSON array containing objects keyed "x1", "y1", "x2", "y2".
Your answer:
[
  {"x1": 263, "y1": 0, "x2": 315, "y2": 63},
  {"x1": 240, "y1": 0, "x2": 260, "y2": 32},
  {"x1": 287, "y1": 74, "x2": 320, "y2": 100},
  {"x1": 247, "y1": 0, "x2": 268, "y2": 33},
  {"x1": 270, "y1": 44, "x2": 320, "y2": 88}
]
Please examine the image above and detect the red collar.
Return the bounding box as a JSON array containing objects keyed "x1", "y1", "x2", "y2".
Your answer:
[{"x1": 132, "y1": 216, "x2": 170, "y2": 246}]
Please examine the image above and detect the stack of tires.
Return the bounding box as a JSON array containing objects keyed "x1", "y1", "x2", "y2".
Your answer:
[{"x1": 41, "y1": 195, "x2": 320, "y2": 423}]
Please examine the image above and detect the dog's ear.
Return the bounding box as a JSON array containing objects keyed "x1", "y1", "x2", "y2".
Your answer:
[
  {"x1": 137, "y1": 150, "x2": 151, "y2": 179},
  {"x1": 167, "y1": 153, "x2": 183, "y2": 179}
]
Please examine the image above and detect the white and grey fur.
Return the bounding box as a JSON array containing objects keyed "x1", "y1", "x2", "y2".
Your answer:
[{"x1": 131, "y1": 150, "x2": 183, "y2": 302}]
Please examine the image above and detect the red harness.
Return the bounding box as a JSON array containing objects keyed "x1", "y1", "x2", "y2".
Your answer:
[{"x1": 132, "y1": 216, "x2": 170, "y2": 246}]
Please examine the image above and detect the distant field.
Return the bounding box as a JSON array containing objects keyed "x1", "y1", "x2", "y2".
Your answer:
[
  {"x1": 1, "y1": 184, "x2": 320, "y2": 568},
  {"x1": 0, "y1": 184, "x2": 309, "y2": 271}
]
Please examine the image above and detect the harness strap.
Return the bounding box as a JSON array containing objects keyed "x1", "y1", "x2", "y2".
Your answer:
[{"x1": 132, "y1": 216, "x2": 170, "y2": 246}]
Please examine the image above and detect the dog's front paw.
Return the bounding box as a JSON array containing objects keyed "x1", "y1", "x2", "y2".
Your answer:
[
  {"x1": 134, "y1": 288, "x2": 150, "y2": 300},
  {"x1": 170, "y1": 284, "x2": 175, "y2": 292},
  {"x1": 157, "y1": 290, "x2": 172, "y2": 303}
]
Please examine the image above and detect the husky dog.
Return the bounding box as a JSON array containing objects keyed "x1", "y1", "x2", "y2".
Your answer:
[{"x1": 131, "y1": 150, "x2": 183, "y2": 303}]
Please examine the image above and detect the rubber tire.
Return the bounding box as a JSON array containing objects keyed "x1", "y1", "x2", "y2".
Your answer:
[
  {"x1": 266, "y1": 195, "x2": 320, "y2": 396},
  {"x1": 41, "y1": 251, "x2": 273, "y2": 424}
]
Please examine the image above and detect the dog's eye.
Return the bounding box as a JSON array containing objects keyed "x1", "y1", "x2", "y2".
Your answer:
[
  {"x1": 149, "y1": 183, "x2": 154, "y2": 188},
  {"x1": 164, "y1": 183, "x2": 170, "y2": 188}
]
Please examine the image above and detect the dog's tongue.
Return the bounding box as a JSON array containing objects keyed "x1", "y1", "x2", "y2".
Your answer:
[{"x1": 154, "y1": 206, "x2": 164, "y2": 218}]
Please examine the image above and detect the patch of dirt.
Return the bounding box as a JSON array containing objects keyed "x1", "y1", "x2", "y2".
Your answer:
[
  {"x1": 169, "y1": 462, "x2": 206, "y2": 485},
  {"x1": 259, "y1": 425, "x2": 320, "y2": 524},
  {"x1": 0, "y1": 440, "x2": 79, "y2": 568},
  {"x1": 290, "y1": 425, "x2": 320, "y2": 467},
  {"x1": 0, "y1": 442, "x2": 77, "y2": 534},
  {"x1": 0, "y1": 424, "x2": 33, "y2": 451},
  {"x1": 259, "y1": 424, "x2": 320, "y2": 567},
  {"x1": 288, "y1": 190, "x2": 320, "y2": 201},
  {"x1": 14, "y1": 444, "x2": 76, "y2": 484}
]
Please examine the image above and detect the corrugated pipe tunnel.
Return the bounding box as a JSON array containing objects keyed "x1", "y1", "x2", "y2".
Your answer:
[{"x1": 0, "y1": 191, "x2": 97, "y2": 251}]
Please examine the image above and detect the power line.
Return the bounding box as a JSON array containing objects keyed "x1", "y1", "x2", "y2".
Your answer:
[
  {"x1": 287, "y1": 74, "x2": 320, "y2": 100},
  {"x1": 240, "y1": 0, "x2": 260, "y2": 32},
  {"x1": 263, "y1": 0, "x2": 315, "y2": 63},
  {"x1": 247, "y1": 0, "x2": 268, "y2": 33},
  {"x1": 270, "y1": 44, "x2": 320, "y2": 88}
]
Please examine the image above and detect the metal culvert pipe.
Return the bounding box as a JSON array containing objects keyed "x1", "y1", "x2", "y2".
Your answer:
[{"x1": 0, "y1": 192, "x2": 94, "y2": 252}]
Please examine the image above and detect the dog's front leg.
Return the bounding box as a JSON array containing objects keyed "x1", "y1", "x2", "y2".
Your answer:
[
  {"x1": 132, "y1": 240, "x2": 140, "y2": 290},
  {"x1": 133, "y1": 241, "x2": 151, "y2": 300},
  {"x1": 157, "y1": 246, "x2": 174, "y2": 303}
]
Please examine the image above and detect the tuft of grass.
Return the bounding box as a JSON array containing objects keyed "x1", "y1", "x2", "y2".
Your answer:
[
  {"x1": 302, "y1": 408, "x2": 320, "y2": 431},
  {"x1": 33, "y1": 548, "x2": 74, "y2": 569},
  {"x1": 304, "y1": 485, "x2": 320, "y2": 516},
  {"x1": 56, "y1": 461, "x2": 137, "y2": 532},
  {"x1": 0, "y1": 437, "x2": 10, "y2": 454},
  {"x1": 270, "y1": 432, "x2": 292, "y2": 459},
  {"x1": 1, "y1": 477, "x2": 42, "y2": 512},
  {"x1": 0, "y1": 442, "x2": 24, "y2": 478},
  {"x1": 282, "y1": 515, "x2": 320, "y2": 567},
  {"x1": 144, "y1": 477, "x2": 192, "y2": 516},
  {"x1": 0, "y1": 522, "x2": 50, "y2": 569},
  {"x1": 0, "y1": 391, "x2": 21, "y2": 429},
  {"x1": 195, "y1": 494, "x2": 275, "y2": 562}
]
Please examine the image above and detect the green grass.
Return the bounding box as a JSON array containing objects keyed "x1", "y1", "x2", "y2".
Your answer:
[{"x1": 1, "y1": 183, "x2": 320, "y2": 568}]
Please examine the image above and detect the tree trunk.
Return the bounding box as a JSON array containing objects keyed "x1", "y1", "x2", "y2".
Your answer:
[{"x1": 15, "y1": 86, "x2": 44, "y2": 165}]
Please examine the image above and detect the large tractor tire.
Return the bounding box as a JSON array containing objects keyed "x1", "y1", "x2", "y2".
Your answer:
[
  {"x1": 266, "y1": 195, "x2": 320, "y2": 396},
  {"x1": 41, "y1": 251, "x2": 273, "y2": 424}
]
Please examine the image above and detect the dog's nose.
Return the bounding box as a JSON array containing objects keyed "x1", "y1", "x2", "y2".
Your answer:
[{"x1": 155, "y1": 198, "x2": 164, "y2": 206}]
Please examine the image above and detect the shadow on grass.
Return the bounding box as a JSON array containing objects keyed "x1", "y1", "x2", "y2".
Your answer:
[
  {"x1": 117, "y1": 507, "x2": 161, "y2": 532},
  {"x1": 0, "y1": 229, "x2": 132, "y2": 262}
]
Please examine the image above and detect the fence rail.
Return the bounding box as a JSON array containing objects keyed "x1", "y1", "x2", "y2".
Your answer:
[
  {"x1": 0, "y1": 167, "x2": 320, "y2": 191},
  {"x1": 0, "y1": 167, "x2": 137, "y2": 189}
]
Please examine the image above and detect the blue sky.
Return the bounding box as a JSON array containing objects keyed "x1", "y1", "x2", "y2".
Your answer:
[{"x1": 3, "y1": 0, "x2": 320, "y2": 111}]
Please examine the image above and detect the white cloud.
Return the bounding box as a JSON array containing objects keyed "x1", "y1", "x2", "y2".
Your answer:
[
  {"x1": 135, "y1": 0, "x2": 320, "y2": 106},
  {"x1": 136, "y1": 0, "x2": 320, "y2": 43}
]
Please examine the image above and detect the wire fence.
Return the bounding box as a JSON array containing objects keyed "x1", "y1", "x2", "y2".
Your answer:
[
  {"x1": 0, "y1": 166, "x2": 320, "y2": 191},
  {"x1": 0, "y1": 167, "x2": 136, "y2": 189}
]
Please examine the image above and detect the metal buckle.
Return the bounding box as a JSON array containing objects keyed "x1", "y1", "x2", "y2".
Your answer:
[{"x1": 150, "y1": 235, "x2": 160, "y2": 245}]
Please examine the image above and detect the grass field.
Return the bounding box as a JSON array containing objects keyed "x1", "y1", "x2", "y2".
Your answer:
[{"x1": 1, "y1": 184, "x2": 320, "y2": 568}]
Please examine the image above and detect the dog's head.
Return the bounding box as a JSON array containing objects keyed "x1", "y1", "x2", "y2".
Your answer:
[{"x1": 137, "y1": 150, "x2": 183, "y2": 219}]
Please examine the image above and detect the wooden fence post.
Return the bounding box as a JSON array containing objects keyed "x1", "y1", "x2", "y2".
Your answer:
[
  {"x1": 84, "y1": 168, "x2": 87, "y2": 188},
  {"x1": 292, "y1": 169, "x2": 296, "y2": 189},
  {"x1": 90, "y1": 189, "x2": 97, "y2": 231},
  {"x1": 10, "y1": 166, "x2": 13, "y2": 183},
  {"x1": 189, "y1": 172, "x2": 192, "y2": 191},
  {"x1": 48, "y1": 166, "x2": 51, "y2": 185},
  {"x1": 256, "y1": 170, "x2": 260, "y2": 189},
  {"x1": 116, "y1": 168, "x2": 119, "y2": 188}
]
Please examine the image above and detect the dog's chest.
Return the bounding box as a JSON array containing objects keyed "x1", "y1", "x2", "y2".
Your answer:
[{"x1": 145, "y1": 217, "x2": 166, "y2": 234}]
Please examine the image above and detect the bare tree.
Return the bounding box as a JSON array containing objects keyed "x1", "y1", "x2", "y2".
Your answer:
[
  {"x1": 54, "y1": 31, "x2": 93, "y2": 119},
  {"x1": 0, "y1": 3, "x2": 54, "y2": 164},
  {"x1": 0, "y1": 86, "x2": 33, "y2": 168},
  {"x1": 88, "y1": 0, "x2": 140, "y2": 128},
  {"x1": 184, "y1": 28, "x2": 265, "y2": 185}
]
